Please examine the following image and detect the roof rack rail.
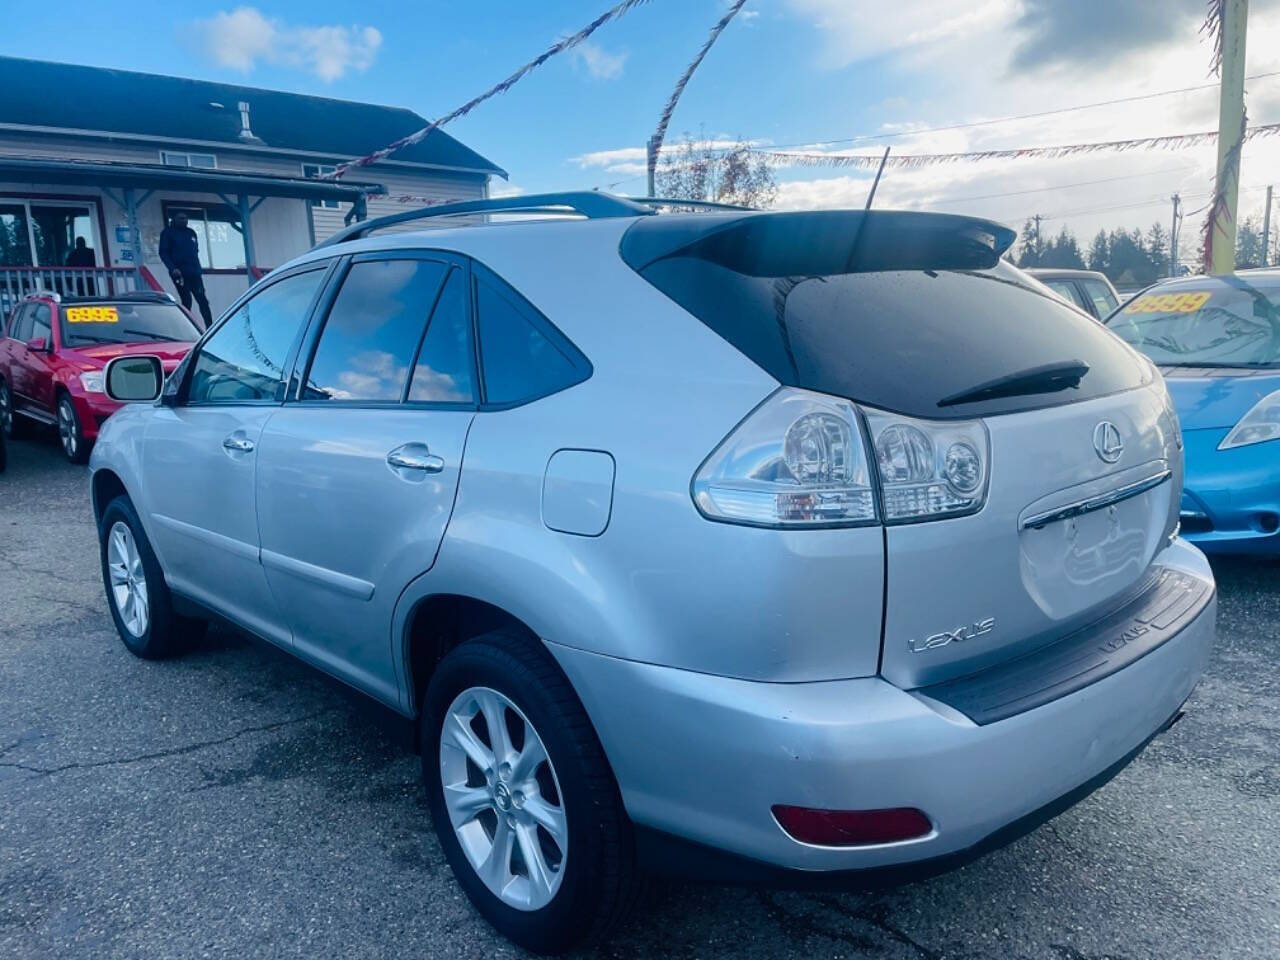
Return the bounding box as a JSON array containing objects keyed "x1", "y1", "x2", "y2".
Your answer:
[
  {"x1": 625, "y1": 196, "x2": 757, "y2": 212},
  {"x1": 317, "y1": 191, "x2": 655, "y2": 248}
]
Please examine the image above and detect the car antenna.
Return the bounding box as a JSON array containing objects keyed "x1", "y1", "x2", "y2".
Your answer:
[
  {"x1": 842, "y1": 147, "x2": 891, "y2": 273},
  {"x1": 865, "y1": 146, "x2": 890, "y2": 210}
]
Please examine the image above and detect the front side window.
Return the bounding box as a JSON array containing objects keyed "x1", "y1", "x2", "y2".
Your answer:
[
  {"x1": 189, "y1": 269, "x2": 325, "y2": 403},
  {"x1": 1108, "y1": 282, "x2": 1280, "y2": 368},
  {"x1": 60, "y1": 302, "x2": 200, "y2": 348},
  {"x1": 474, "y1": 267, "x2": 588, "y2": 406},
  {"x1": 1046, "y1": 280, "x2": 1087, "y2": 310},
  {"x1": 302, "y1": 258, "x2": 450, "y2": 402},
  {"x1": 30, "y1": 304, "x2": 52, "y2": 342}
]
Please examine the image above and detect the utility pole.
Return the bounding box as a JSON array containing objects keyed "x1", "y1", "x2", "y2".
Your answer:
[
  {"x1": 1262, "y1": 184, "x2": 1273, "y2": 267},
  {"x1": 1208, "y1": 0, "x2": 1249, "y2": 275},
  {"x1": 1170, "y1": 193, "x2": 1182, "y2": 277},
  {"x1": 1032, "y1": 214, "x2": 1044, "y2": 253}
]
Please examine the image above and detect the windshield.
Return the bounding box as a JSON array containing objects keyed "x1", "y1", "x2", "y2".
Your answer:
[
  {"x1": 1107, "y1": 283, "x2": 1280, "y2": 368},
  {"x1": 59, "y1": 302, "x2": 200, "y2": 348}
]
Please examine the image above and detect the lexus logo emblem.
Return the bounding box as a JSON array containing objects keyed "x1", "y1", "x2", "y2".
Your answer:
[{"x1": 1093, "y1": 421, "x2": 1123, "y2": 463}]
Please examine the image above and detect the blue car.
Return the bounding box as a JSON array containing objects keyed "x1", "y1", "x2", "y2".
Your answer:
[{"x1": 1107, "y1": 272, "x2": 1280, "y2": 553}]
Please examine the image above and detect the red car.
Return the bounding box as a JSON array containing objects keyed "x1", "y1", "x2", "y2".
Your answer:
[{"x1": 0, "y1": 292, "x2": 199, "y2": 463}]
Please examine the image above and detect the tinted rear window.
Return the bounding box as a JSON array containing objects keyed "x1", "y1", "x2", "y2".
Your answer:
[{"x1": 625, "y1": 215, "x2": 1149, "y2": 419}]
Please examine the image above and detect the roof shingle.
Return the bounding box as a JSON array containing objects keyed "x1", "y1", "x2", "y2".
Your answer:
[{"x1": 0, "y1": 56, "x2": 505, "y2": 177}]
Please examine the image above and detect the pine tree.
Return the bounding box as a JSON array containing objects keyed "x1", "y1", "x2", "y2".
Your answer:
[{"x1": 1087, "y1": 230, "x2": 1110, "y2": 274}]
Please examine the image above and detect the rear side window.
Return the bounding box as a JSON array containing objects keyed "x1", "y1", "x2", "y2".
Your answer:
[
  {"x1": 189, "y1": 269, "x2": 324, "y2": 404},
  {"x1": 8, "y1": 305, "x2": 31, "y2": 341},
  {"x1": 474, "y1": 265, "x2": 590, "y2": 407},
  {"x1": 624, "y1": 214, "x2": 1149, "y2": 419},
  {"x1": 303, "y1": 258, "x2": 449, "y2": 402},
  {"x1": 408, "y1": 267, "x2": 474, "y2": 403}
]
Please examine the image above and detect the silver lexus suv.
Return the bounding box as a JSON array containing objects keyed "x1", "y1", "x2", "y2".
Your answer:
[{"x1": 90, "y1": 193, "x2": 1215, "y2": 954}]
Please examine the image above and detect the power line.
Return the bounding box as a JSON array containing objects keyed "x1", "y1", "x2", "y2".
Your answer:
[
  {"x1": 747, "y1": 71, "x2": 1280, "y2": 151},
  {"x1": 932, "y1": 166, "x2": 1198, "y2": 206}
]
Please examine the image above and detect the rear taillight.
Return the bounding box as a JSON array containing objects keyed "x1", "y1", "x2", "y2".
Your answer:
[
  {"x1": 693, "y1": 388, "x2": 989, "y2": 527},
  {"x1": 863, "y1": 409, "x2": 989, "y2": 522},
  {"x1": 772, "y1": 804, "x2": 933, "y2": 846},
  {"x1": 692, "y1": 388, "x2": 877, "y2": 528}
]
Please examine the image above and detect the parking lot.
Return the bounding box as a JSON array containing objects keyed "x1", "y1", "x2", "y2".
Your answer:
[{"x1": 0, "y1": 435, "x2": 1276, "y2": 960}]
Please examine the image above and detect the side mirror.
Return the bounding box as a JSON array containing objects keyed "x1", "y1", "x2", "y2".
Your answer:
[
  {"x1": 104, "y1": 355, "x2": 163, "y2": 403},
  {"x1": 25, "y1": 337, "x2": 47, "y2": 352}
]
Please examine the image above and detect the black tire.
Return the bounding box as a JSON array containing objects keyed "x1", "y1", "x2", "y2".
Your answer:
[
  {"x1": 57, "y1": 393, "x2": 90, "y2": 464},
  {"x1": 422, "y1": 630, "x2": 637, "y2": 955},
  {"x1": 99, "y1": 495, "x2": 207, "y2": 659},
  {"x1": 0, "y1": 378, "x2": 28, "y2": 440}
]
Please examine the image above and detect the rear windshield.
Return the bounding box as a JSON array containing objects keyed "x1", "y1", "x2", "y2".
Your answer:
[
  {"x1": 60, "y1": 302, "x2": 200, "y2": 348},
  {"x1": 624, "y1": 214, "x2": 1149, "y2": 419},
  {"x1": 1106, "y1": 282, "x2": 1280, "y2": 368}
]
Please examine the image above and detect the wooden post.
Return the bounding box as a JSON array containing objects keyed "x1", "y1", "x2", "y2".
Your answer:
[{"x1": 1208, "y1": 0, "x2": 1249, "y2": 275}]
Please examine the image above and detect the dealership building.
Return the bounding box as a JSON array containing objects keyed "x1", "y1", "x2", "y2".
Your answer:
[{"x1": 0, "y1": 56, "x2": 506, "y2": 316}]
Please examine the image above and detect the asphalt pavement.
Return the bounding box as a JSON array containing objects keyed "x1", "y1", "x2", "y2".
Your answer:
[{"x1": 1, "y1": 434, "x2": 1278, "y2": 960}]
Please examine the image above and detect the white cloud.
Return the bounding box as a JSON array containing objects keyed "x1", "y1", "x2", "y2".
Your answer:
[
  {"x1": 763, "y1": 0, "x2": 1280, "y2": 246},
  {"x1": 572, "y1": 42, "x2": 628, "y2": 80},
  {"x1": 195, "y1": 7, "x2": 383, "y2": 82}
]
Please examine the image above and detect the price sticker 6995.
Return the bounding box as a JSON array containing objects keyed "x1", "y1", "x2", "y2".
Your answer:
[{"x1": 1123, "y1": 291, "x2": 1211, "y2": 315}]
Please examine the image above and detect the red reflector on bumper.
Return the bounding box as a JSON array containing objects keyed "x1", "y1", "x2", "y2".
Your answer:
[{"x1": 772, "y1": 805, "x2": 932, "y2": 846}]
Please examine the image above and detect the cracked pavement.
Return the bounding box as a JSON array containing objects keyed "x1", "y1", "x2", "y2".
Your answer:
[{"x1": 2, "y1": 436, "x2": 1278, "y2": 959}]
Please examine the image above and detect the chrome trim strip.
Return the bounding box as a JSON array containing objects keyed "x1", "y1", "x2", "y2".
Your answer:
[{"x1": 1021, "y1": 469, "x2": 1173, "y2": 531}]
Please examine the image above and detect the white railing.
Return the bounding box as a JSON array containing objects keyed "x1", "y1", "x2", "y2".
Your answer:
[{"x1": 0, "y1": 266, "x2": 152, "y2": 317}]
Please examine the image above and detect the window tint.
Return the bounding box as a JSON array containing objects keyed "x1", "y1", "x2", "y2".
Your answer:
[
  {"x1": 303, "y1": 258, "x2": 449, "y2": 402},
  {"x1": 633, "y1": 256, "x2": 1148, "y2": 419},
  {"x1": 30, "y1": 304, "x2": 52, "y2": 341},
  {"x1": 1082, "y1": 278, "x2": 1119, "y2": 315},
  {"x1": 475, "y1": 269, "x2": 586, "y2": 406},
  {"x1": 408, "y1": 267, "x2": 475, "y2": 403},
  {"x1": 189, "y1": 269, "x2": 324, "y2": 404}
]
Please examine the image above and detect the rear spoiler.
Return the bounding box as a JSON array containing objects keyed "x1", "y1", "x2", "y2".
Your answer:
[{"x1": 620, "y1": 210, "x2": 1016, "y2": 276}]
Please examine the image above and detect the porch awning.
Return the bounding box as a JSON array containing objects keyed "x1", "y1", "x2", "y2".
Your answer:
[{"x1": 0, "y1": 155, "x2": 384, "y2": 201}]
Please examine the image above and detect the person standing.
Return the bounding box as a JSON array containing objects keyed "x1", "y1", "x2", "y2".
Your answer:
[
  {"x1": 65, "y1": 236, "x2": 96, "y2": 296},
  {"x1": 158, "y1": 212, "x2": 213, "y2": 329}
]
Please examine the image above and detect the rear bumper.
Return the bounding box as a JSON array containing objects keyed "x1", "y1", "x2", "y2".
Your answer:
[
  {"x1": 549, "y1": 538, "x2": 1214, "y2": 873},
  {"x1": 1179, "y1": 428, "x2": 1280, "y2": 553}
]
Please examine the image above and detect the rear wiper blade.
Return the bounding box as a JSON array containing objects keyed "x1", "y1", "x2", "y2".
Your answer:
[{"x1": 938, "y1": 359, "x2": 1090, "y2": 408}]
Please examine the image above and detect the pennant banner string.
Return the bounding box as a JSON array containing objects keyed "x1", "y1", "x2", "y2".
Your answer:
[{"x1": 327, "y1": 0, "x2": 654, "y2": 179}]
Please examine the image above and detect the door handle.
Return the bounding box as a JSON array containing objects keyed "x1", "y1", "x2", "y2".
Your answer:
[
  {"x1": 386, "y1": 443, "x2": 445, "y2": 474},
  {"x1": 222, "y1": 435, "x2": 255, "y2": 453}
]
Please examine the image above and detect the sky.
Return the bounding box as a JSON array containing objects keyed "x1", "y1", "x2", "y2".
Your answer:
[{"x1": 5, "y1": 0, "x2": 1280, "y2": 257}]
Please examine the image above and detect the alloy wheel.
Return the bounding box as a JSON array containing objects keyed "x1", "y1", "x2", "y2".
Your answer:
[
  {"x1": 440, "y1": 686, "x2": 568, "y2": 911},
  {"x1": 0, "y1": 382, "x2": 11, "y2": 436},
  {"x1": 58, "y1": 400, "x2": 77, "y2": 459},
  {"x1": 107, "y1": 521, "x2": 149, "y2": 637}
]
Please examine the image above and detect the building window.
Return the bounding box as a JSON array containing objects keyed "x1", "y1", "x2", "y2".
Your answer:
[
  {"x1": 161, "y1": 151, "x2": 218, "y2": 169},
  {"x1": 302, "y1": 164, "x2": 340, "y2": 209},
  {"x1": 0, "y1": 198, "x2": 99, "y2": 268},
  {"x1": 162, "y1": 201, "x2": 244, "y2": 271}
]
